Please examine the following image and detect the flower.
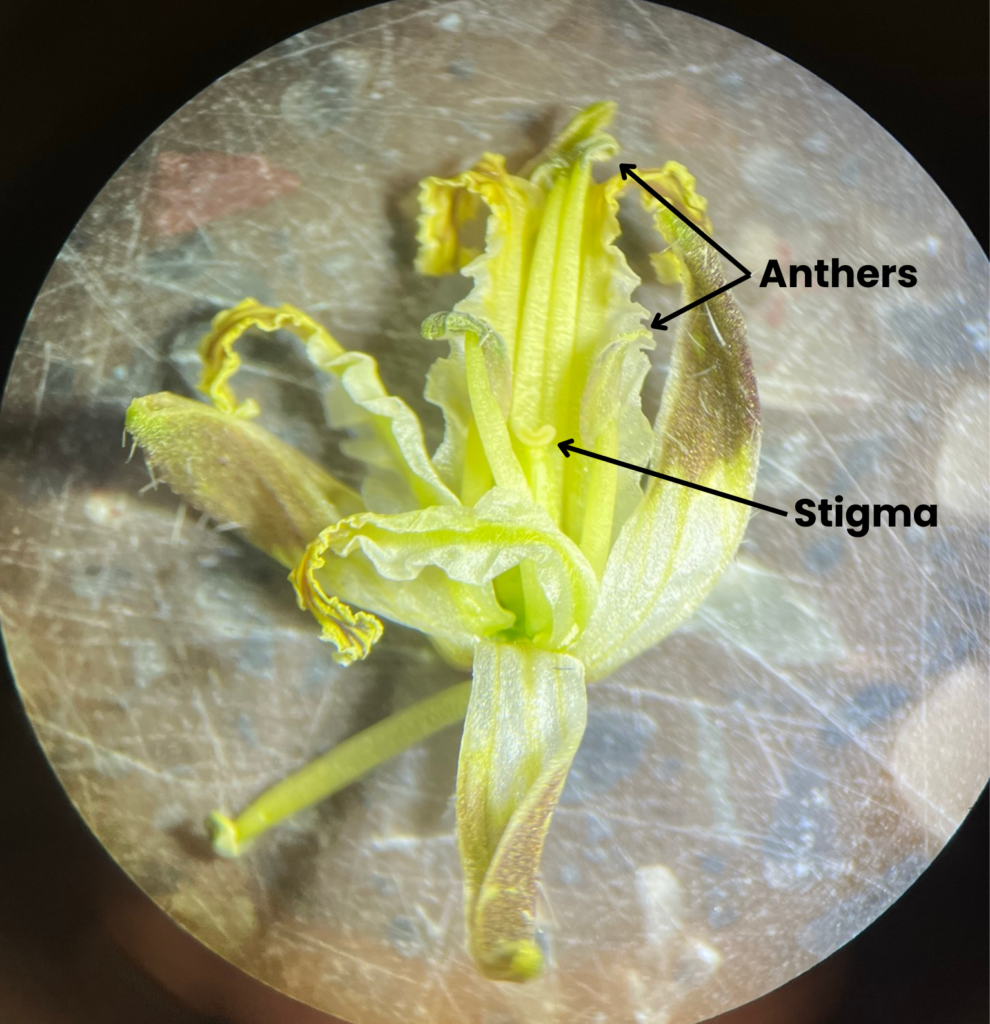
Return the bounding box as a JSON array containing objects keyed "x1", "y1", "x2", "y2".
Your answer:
[{"x1": 125, "y1": 101, "x2": 760, "y2": 982}]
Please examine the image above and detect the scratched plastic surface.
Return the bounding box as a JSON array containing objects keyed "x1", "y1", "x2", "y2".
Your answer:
[{"x1": 1, "y1": 2, "x2": 987, "y2": 1022}]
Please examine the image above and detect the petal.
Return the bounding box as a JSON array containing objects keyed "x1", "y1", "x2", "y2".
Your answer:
[
  {"x1": 196, "y1": 298, "x2": 457, "y2": 512},
  {"x1": 576, "y1": 167, "x2": 761, "y2": 680},
  {"x1": 422, "y1": 311, "x2": 528, "y2": 498},
  {"x1": 324, "y1": 349, "x2": 459, "y2": 513},
  {"x1": 457, "y1": 639, "x2": 586, "y2": 981},
  {"x1": 297, "y1": 488, "x2": 598, "y2": 652},
  {"x1": 125, "y1": 391, "x2": 361, "y2": 568},
  {"x1": 417, "y1": 155, "x2": 544, "y2": 495},
  {"x1": 421, "y1": 337, "x2": 474, "y2": 496},
  {"x1": 292, "y1": 514, "x2": 507, "y2": 667},
  {"x1": 416, "y1": 152, "x2": 545, "y2": 346}
]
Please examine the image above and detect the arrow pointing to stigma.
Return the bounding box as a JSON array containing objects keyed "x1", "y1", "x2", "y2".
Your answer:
[{"x1": 558, "y1": 438, "x2": 788, "y2": 516}]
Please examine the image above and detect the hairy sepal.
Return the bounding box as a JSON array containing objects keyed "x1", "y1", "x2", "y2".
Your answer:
[
  {"x1": 577, "y1": 164, "x2": 761, "y2": 678},
  {"x1": 125, "y1": 391, "x2": 361, "y2": 568},
  {"x1": 457, "y1": 640, "x2": 586, "y2": 981}
]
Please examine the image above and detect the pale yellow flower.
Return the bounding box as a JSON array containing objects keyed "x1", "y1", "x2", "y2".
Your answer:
[{"x1": 125, "y1": 101, "x2": 760, "y2": 982}]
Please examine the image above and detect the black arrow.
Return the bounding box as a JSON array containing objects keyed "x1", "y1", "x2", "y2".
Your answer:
[
  {"x1": 558, "y1": 439, "x2": 788, "y2": 517},
  {"x1": 619, "y1": 163, "x2": 752, "y2": 330}
]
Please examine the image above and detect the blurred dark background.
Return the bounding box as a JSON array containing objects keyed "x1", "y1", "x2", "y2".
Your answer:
[{"x1": 0, "y1": 1, "x2": 986, "y2": 1021}]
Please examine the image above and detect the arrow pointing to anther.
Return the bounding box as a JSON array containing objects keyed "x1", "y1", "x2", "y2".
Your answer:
[
  {"x1": 557, "y1": 438, "x2": 788, "y2": 516},
  {"x1": 618, "y1": 163, "x2": 752, "y2": 331}
]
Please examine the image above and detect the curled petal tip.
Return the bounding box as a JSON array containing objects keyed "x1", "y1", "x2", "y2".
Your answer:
[{"x1": 291, "y1": 530, "x2": 384, "y2": 665}]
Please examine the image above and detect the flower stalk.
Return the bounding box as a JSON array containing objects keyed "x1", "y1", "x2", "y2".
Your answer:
[{"x1": 209, "y1": 681, "x2": 471, "y2": 857}]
